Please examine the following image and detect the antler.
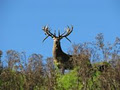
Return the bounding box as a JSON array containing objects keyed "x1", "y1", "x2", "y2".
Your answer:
[
  {"x1": 42, "y1": 26, "x2": 56, "y2": 37},
  {"x1": 60, "y1": 25, "x2": 73, "y2": 42},
  {"x1": 42, "y1": 25, "x2": 73, "y2": 42},
  {"x1": 60, "y1": 26, "x2": 73, "y2": 37},
  {"x1": 42, "y1": 26, "x2": 56, "y2": 42}
]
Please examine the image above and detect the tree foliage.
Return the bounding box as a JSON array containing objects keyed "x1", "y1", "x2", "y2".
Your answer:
[{"x1": 0, "y1": 33, "x2": 120, "y2": 90}]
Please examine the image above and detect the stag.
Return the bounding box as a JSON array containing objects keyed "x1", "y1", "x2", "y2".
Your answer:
[{"x1": 42, "y1": 26, "x2": 73, "y2": 74}]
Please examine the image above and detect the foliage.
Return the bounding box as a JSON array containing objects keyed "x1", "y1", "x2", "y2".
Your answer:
[
  {"x1": 57, "y1": 69, "x2": 80, "y2": 90},
  {"x1": 0, "y1": 33, "x2": 120, "y2": 90}
]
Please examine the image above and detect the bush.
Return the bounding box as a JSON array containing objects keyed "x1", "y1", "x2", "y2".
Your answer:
[{"x1": 0, "y1": 33, "x2": 120, "y2": 90}]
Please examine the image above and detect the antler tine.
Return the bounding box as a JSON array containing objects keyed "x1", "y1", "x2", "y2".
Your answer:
[
  {"x1": 60, "y1": 25, "x2": 73, "y2": 37},
  {"x1": 54, "y1": 30, "x2": 56, "y2": 36},
  {"x1": 58, "y1": 29, "x2": 60, "y2": 37},
  {"x1": 42, "y1": 35, "x2": 49, "y2": 42},
  {"x1": 42, "y1": 26, "x2": 56, "y2": 38},
  {"x1": 65, "y1": 37, "x2": 71, "y2": 43}
]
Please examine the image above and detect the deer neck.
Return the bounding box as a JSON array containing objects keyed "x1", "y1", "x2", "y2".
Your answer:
[{"x1": 52, "y1": 41, "x2": 63, "y2": 59}]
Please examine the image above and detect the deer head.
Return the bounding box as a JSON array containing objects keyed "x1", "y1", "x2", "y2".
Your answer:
[{"x1": 42, "y1": 25, "x2": 73, "y2": 44}]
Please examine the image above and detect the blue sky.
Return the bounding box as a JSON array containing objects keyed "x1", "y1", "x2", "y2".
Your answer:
[{"x1": 0, "y1": 0, "x2": 120, "y2": 58}]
